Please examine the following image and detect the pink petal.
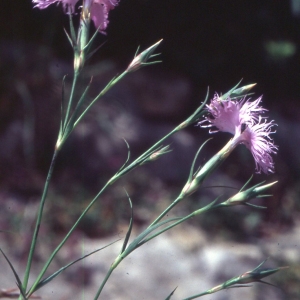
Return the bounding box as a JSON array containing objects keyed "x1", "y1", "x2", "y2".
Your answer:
[{"x1": 91, "y1": 0, "x2": 119, "y2": 33}]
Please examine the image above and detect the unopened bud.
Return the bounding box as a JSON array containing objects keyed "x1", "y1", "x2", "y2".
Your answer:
[
  {"x1": 222, "y1": 181, "x2": 277, "y2": 206},
  {"x1": 230, "y1": 83, "x2": 257, "y2": 97},
  {"x1": 142, "y1": 146, "x2": 171, "y2": 164},
  {"x1": 126, "y1": 39, "x2": 163, "y2": 73},
  {"x1": 208, "y1": 259, "x2": 287, "y2": 294},
  {"x1": 219, "y1": 81, "x2": 256, "y2": 101},
  {"x1": 181, "y1": 139, "x2": 237, "y2": 197},
  {"x1": 238, "y1": 265, "x2": 288, "y2": 284}
]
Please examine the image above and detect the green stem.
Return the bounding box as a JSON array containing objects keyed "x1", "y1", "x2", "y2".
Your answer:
[
  {"x1": 27, "y1": 116, "x2": 182, "y2": 297},
  {"x1": 183, "y1": 291, "x2": 211, "y2": 300},
  {"x1": 148, "y1": 195, "x2": 184, "y2": 228},
  {"x1": 94, "y1": 255, "x2": 122, "y2": 300},
  {"x1": 27, "y1": 181, "x2": 110, "y2": 297},
  {"x1": 94, "y1": 200, "x2": 218, "y2": 299},
  {"x1": 26, "y1": 103, "x2": 195, "y2": 297},
  {"x1": 73, "y1": 71, "x2": 128, "y2": 128},
  {"x1": 108, "y1": 128, "x2": 179, "y2": 186},
  {"x1": 64, "y1": 72, "x2": 79, "y2": 129},
  {"x1": 22, "y1": 149, "x2": 59, "y2": 294},
  {"x1": 141, "y1": 202, "x2": 218, "y2": 247}
]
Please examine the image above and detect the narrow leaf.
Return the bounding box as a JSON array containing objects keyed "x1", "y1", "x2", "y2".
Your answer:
[
  {"x1": 60, "y1": 75, "x2": 67, "y2": 134},
  {"x1": 62, "y1": 77, "x2": 93, "y2": 141},
  {"x1": 85, "y1": 42, "x2": 106, "y2": 62},
  {"x1": 31, "y1": 239, "x2": 119, "y2": 293},
  {"x1": 164, "y1": 287, "x2": 177, "y2": 300},
  {"x1": 134, "y1": 45, "x2": 140, "y2": 57},
  {"x1": 120, "y1": 191, "x2": 133, "y2": 254},
  {"x1": 230, "y1": 83, "x2": 256, "y2": 98},
  {"x1": 220, "y1": 79, "x2": 243, "y2": 100},
  {"x1": 124, "y1": 218, "x2": 180, "y2": 255},
  {"x1": 189, "y1": 139, "x2": 213, "y2": 181},
  {"x1": 83, "y1": 26, "x2": 106, "y2": 52},
  {"x1": 68, "y1": 14, "x2": 77, "y2": 46},
  {"x1": 244, "y1": 203, "x2": 267, "y2": 209},
  {"x1": 63, "y1": 28, "x2": 75, "y2": 48},
  {"x1": 73, "y1": 78, "x2": 93, "y2": 118},
  {"x1": 116, "y1": 139, "x2": 131, "y2": 173},
  {"x1": 239, "y1": 175, "x2": 253, "y2": 192},
  {"x1": 252, "y1": 258, "x2": 269, "y2": 272},
  {"x1": 179, "y1": 87, "x2": 210, "y2": 128},
  {"x1": 0, "y1": 248, "x2": 27, "y2": 299}
]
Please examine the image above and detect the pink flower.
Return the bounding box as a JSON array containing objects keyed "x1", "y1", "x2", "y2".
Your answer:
[
  {"x1": 32, "y1": 0, "x2": 119, "y2": 33},
  {"x1": 238, "y1": 117, "x2": 278, "y2": 173},
  {"x1": 200, "y1": 93, "x2": 266, "y2": 135},
  {"x1": 32, "y1": 0, "x2": 78, "y2": 12},
  {"x1": 199, "y1": 94, "x2": 277, "y2": 174}
]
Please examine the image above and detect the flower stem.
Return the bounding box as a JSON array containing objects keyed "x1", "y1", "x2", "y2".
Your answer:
[
  {"x1": 27, "y1": 181, "x2": 110, "y2": 297},
  {"x1": 73, "y1": 71, "x2": 128, "y2": 128},
  {"x1": 148, "y1": 195, "x2": 184, "y2": 228},
  {"x1": 63, "y1": 72, "x2": 79, "y2": 129},
  {"x1": 21, "y1": 149, "x2": 59, "y2": 294},
  {"x1": 94, "y1": 198, "x2": 218, "y2": 299},
  {"x1": 94, "y1": 255, "x2": 122, "y2": 300},
  {"x1": 141, "y1": 201, "x2": 218, "y2": 247}
]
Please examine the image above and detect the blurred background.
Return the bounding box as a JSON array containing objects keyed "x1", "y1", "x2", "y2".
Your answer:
[{"x1": 0, "y1": 0, "x2": 300, "y2": 299}]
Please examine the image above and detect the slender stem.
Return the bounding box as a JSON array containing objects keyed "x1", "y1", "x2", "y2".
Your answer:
[
  {"x1": 27, "y1": 118, "x2": 181, "y2": 296},
  {"x1": 22, "y1": 149, "x2": 59, "y2": 293},
  {"x1": 26, "y1": 103, "x2": 194, "y2": 297},
  {"x1": 148, "y1": 195, "x2": 184, "y2": 228},
  {"x1": 94, "y1": 255, "x2": 122, "y2": 300},
  {"x1": 27, "y1": 181, "x2": 110, "y2": 297},
  {"x1": 73, "y1": 71, "x2": 128, "y2": 128},
  {"x1": 108, "y1": 128, "x2": 179, "y2": 186},
  {"x1": 94, "y1": 267, "x2": 114, "y2": 300},
  {"x1": 183, "y1": 291, "x2": 211, "y2": 300},
  {"x1": 141, "y1": 203, "x2": 217, "y2": 247},
  {"x1": 63, "y1": 72, "x2": 79, "y2": 129},
  {"x1": 94, "y1": 200, "x2": 218, "y2": 299}
]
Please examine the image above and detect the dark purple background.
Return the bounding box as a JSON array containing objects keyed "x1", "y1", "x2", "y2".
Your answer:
[{"x1": 2, "y1": 0, "x2": 300, "y2": 100}]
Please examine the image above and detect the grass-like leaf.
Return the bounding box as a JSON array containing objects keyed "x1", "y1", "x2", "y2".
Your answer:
[
  {"x1": 219, "y1": 79, "x2": 243, "y2": 100},
  {"x1": 64, "y1": 28, "x2": 75, "y2": 48},
  {"x1": 143, "y1": 199, "x2": 219, "y2": 247},
  {"x1": 85, "y1": 42, "x2": 106, "y2": 62},
  {"x1": 116, "y1": 139, "x2": 131, "y2": 173},
  {"x1": 120, "y1": 191, "x2": 133, "y2": 254},
  {"x1": 59, "y1": 75, "x2": 67, "y2": 135},
  {"x1": 164, "y1": 287, "x2": 177, "y2": 300},
  {"x1": 30, "y1": 239, "x2": 119, "y2": 294},
  {"x1": 124, "y1": 218, "x2": 181, "y2": 255},
  {"x1": 68, "y1": 14, "x2": 77, "y2": 47},
  {"x1": 191, "y1": 139, "x2": 213, "y2": 179},
  {"x1": 0, "y1": 248, "x2": 27, "y2": 299}
]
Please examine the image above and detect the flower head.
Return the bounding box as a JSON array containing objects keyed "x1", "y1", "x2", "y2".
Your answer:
[
  {"x1": 200, "y1": 93, "x2": 266, "y2": 136},
  {"x1": 33, "y1": 0, "x2": 78, "y2": 12},
  {"x1": 239, "y1": 118, "x2": 278, "y2": 173},
  {"x1": 90, "y1": 0, "x2": 119, "y2": 33},
  {"x1": 199, "y1": 94, "x2": 277, "y2": 174},
  {"x1": 32, "y1": 0, "x2": 119, "y2": 33}
]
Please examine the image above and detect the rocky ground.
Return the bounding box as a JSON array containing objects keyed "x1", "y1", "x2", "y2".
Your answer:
[{"x1": 1, "y1": 220, "x2": 299, "y2": 300}]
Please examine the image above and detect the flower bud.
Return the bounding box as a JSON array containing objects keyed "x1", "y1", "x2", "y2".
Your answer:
[
  {"x1": 237, "y1": 265, "x2": 288, "y2": 285},
  {"x1": 206, "y1": 259, "x2": 288, "y2": 295},
  {"x1": 222, "y1": 181, "x2": 277, "y2": 206},
  {"x1": 181, "y1": 138, "x2": 237, "y2": 197},
  {"x1": 142, "y1": 146, "x2": 171, "y2": 164},
  {"x1": 126, "y1": 40, "x2": 163, "y2": 73}
]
